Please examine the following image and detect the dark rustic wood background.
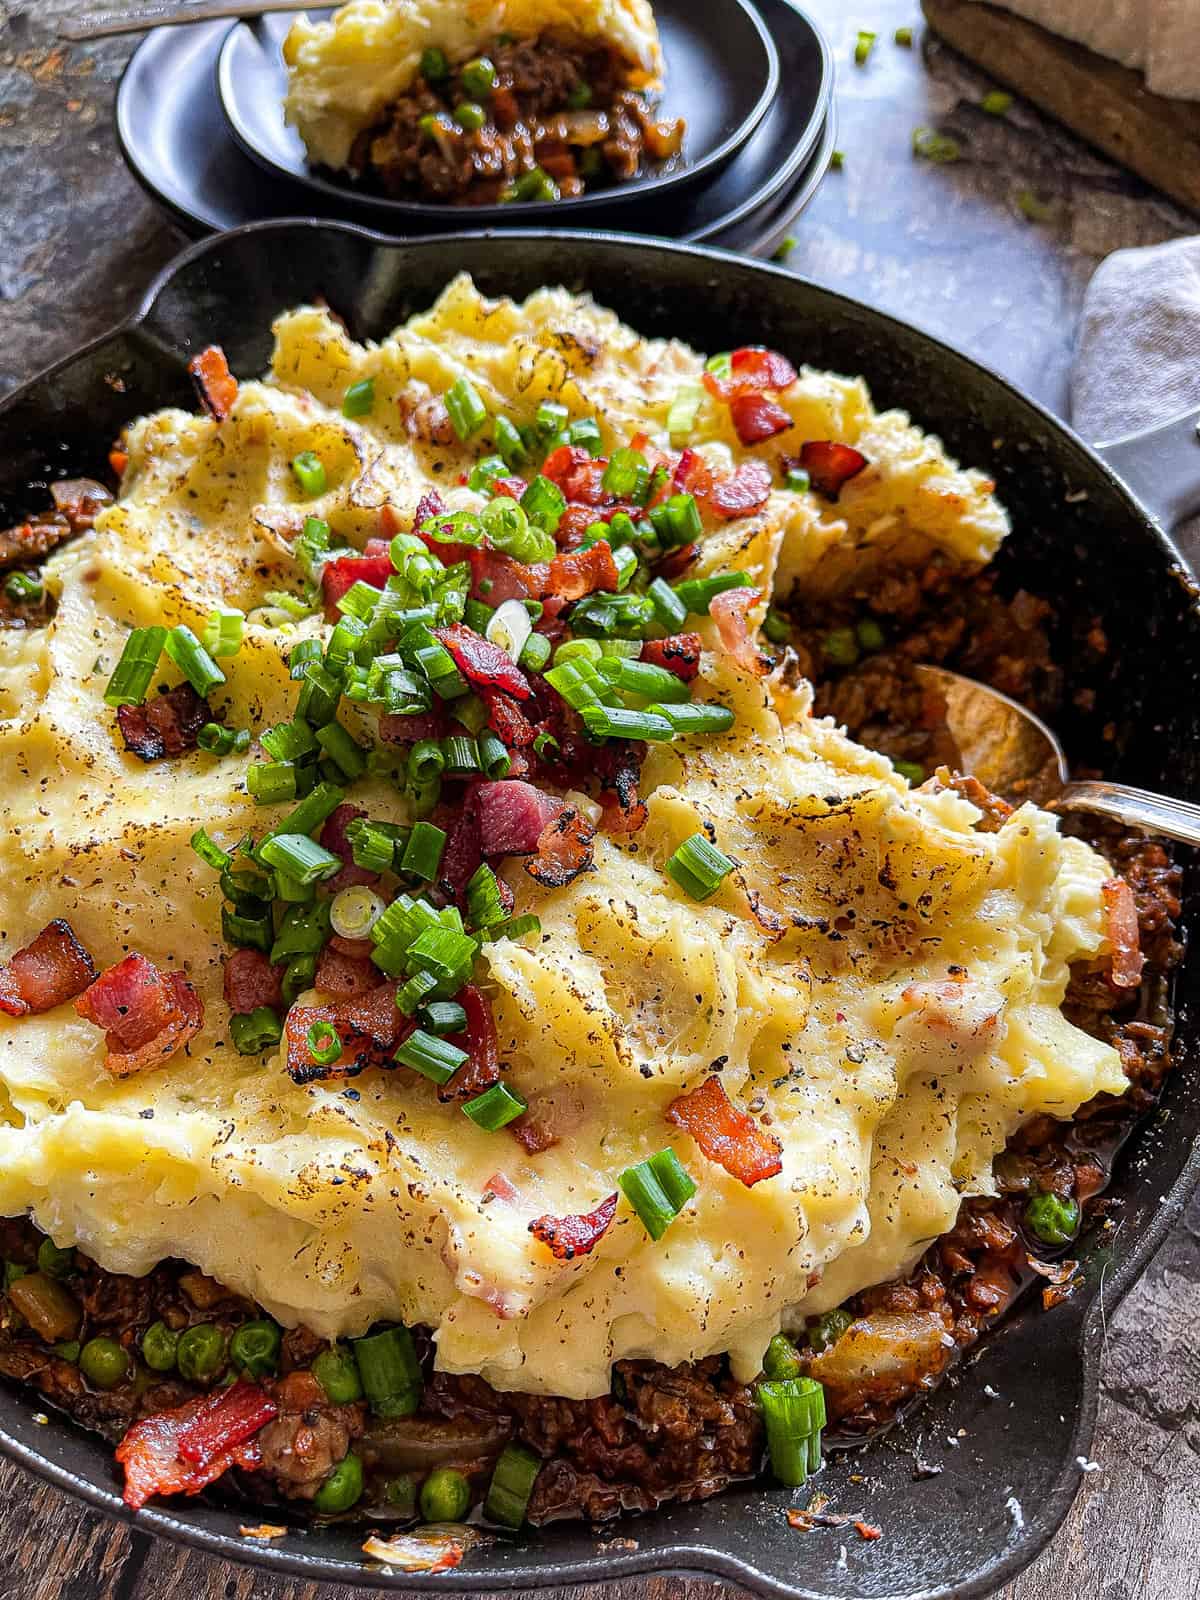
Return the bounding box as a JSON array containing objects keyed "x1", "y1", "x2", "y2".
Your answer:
[{"x1": 0, "y1": 1, "x2": 1198, "y2": 1596}]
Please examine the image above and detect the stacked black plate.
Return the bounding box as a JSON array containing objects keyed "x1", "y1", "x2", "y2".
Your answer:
[{"x1": 116, "y1": 0, "x2": 834, "y2": 253}]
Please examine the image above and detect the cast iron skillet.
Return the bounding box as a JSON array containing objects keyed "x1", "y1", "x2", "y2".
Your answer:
[{"x1": 0, "y1": 223, "x2": 1198, "y2": 1600}]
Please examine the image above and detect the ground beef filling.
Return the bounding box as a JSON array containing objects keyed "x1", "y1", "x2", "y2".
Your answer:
[
  {"x1": 348, "y1": 36, "x2": 685, "y2": 204},
  {"x1": 0, "y1": 570, "x2": 1181, "y2": 1524}
]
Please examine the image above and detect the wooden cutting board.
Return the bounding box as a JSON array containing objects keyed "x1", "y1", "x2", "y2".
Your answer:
[{"x1": 921, "y1": 0, "x2": 1200, "y2": 214}]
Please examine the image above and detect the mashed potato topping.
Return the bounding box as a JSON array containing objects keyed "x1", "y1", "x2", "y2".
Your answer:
[
  {"x1": 0, "y1": 278, "x2": 1124, "y2": 1399},
  {"x1": 285, "y1": 0, "x2": 665, "y2": 172}
]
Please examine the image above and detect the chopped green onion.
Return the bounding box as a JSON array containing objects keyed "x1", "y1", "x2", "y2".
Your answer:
[
  {"x1": 763, "y1": 1332, "x2": 805, "y2": 1379},
  {"x1": 545, "y1": 660, "x2": 606, "y2": 710},
  {"x1": 784, "y1": 466, "x2": 810, "y2": 492},
  {"x1": 602, "y1": 447, "x2": 649, "y2": 502},
  {"x1": 330, "y1": 885, "x2": 385, "y2": 941},
  {"x1": 445, "y1": 376, "x2": 488, "y2": 440},
  {"x1": 261, "y1": 720, "x2": 317, "y2": 763},
  {"x1": 672, "y1": 572, "x2": 753, "y2": 616},
  {"x1": 463, "y1": 1082, "x2": 527, "y2": 1131},
  {"x1": 293, "y1": 516, "x2": 332, "y2": 578},
  {"x1": 453, "y1": 100, "x2": 486, "y2": 131},
  {"x1": 477, "y1": 730, "x2": 511, "y2": 780},
  {"x1": 230, "y1": 1007, "x2": 283, "y2": 1055},
  {"x1": 569, "y1": 416, "x2": 603, "y2": 453},
  {"x1": 596, "y1": 656, "x2": 691, "y2": 703},
  {"x1": 270, "y1": 901, "x2": 332, "y2": 965},
  {"x1": 493, "y1": 414, "x2": 527, "y2": 467},
  {"x1": 191, "y1": 826, "x2": 232, "y2": 872},
  {"x1": 554, "y1": 637, "x2": 603, "y2": 665},
  {"x1": 336, "y1": 580, "x2": 384, "y2": 622},
  {"x1": 395, "y1": 968, "x2": 440, "y2": 1013},
  {"x1": 1016, "y1": 187, "x2": 1055, "y2": 223},
  {"x1": 4, "y1": 572, "x2": 43, "y2": 604},
  {"x1": 258, "y1": 832, "x2": 341, "y2": 886},
  {"x1": 346, "y1": 819, "x2": 406, "y2": 873},
  {"x1": 536, "y1": 401, "x2": 568, "y2": 437},
  {"x1": 262, "y1": 588, "x2": 316, "y2": 620},
  {"x1": 222, "y1": 904, "x2": 273, "y2": 953},
  {"x1": 647, "y1": 700, "x2": 735, "y2": 736},
  {"x1": 981, "y1": 89, "x2": 1013, "y2": 115},
  {"x1": 198, "y1": 723, "x2": 247, "y2": 757},
  {"x1": 352, "y1": 1325, "x2": 422, "y2": 1418},
  {"x1": 451, "y1": 694, "x2": 489, "y2": 735},
  {"x1": 705, "y1": 351, "x2": 732, "y2": 379},
  {"x1": 611, "y1": 544, "x2": 639, "y2": 590},
  {"x1": 464, "y1": 597, "x2": 495, "y2": 635},
  {"x1": 104, "y1": 625, "x2": 166, "y2": 707},
  {"x1": 570, "y1": 592, "x2": 656, "y2": 637},
  {"x1": 519, "y1": 475, "x2": 567, "y2": 535},
  {"x1": 408, "y1": 739, "x2": 446, "y2": 786},
  {"x1": 306, "y1": 1019, "x2": 343, "y2": 1067},
  {"x1": 421, "y1": 507, "x2": 483, "y2": 547},
  {"x1": 482, "y1": 496, "x2": 555, "y2": 564},
  {"x1": 315, "y1": 719, "x2": 368, "y2": 780},
  {"x1": 202, "y1": 606, "x2": 244, "y2": 658},
  {"x1": 484, "y1": 1442, "x2": 542, "y2": 1528},
  {"x1": 401, "y1": 820, "x2": 447, "y2": 881},
  {"x1": 822, "y1": 627, "x2": 859, "y2": 666},
  {"x1": 420, "y1": 45, "x2": 449, "y2": 79},
  {"x1": 894, "y1": 24, "x2": 913, "y2": 44},
  {"x1": 518, "y1": 632, "x2": 551, "y2": 673},
  {"x1": 579, "y1": 704, "x2": 675, "y2": 742},
  {"x1": 912, "y1": 126, "x2": 962, "y2": 163},
  {"x1": 466, "y1": 863, "x2": 507, "y2": 930},
  {"x1": 503, "y1": 166, "x2": 559, "y2": 203},
  {"x1": 282, "y1": 953, "x2": 318, "y2": 1004},
  {"x1": 164, "y1": 623, "x2": 226, "y2": 698},
  {"x1": 618, "y1": 1148, "x2": 697, "y2": 1240},
  {"x1": 854, "y1": 29, "x2": 876, "y2": 64},
  {"x1": 667, "y1": 382, "x2": 705, "y2": 441},
  {"x1": 665, "y1": 832, "x2": 736, "y2": 900},
  {"x1": 468, "y1": 455, "x2": 507, "y2": 494},
  {"x1": 296, "y1": 660, "x2": 342, "y2": 726},
  {"x1": 417, "y1": 1000, "x2": 467, "y2": 1036},
  {"x1": 289, "y1": 637, "x2": 324, "y2": 678},
  {"x1": 486, "y1": 913, "x2": 541, "y2": 945},
  {"x1": 758, "y1": 1376, "x2": 825, "y2": 1485},
  {"x1": 648, "y1": 577, "x2": 688, "y2": 631},
  {"x1": 247, "y1": 762, "x2": 302, "y2": 805},
  {"x1": 404, "y1": 925, "x2": 476, "y2": 986},
  {"x1": 394, "y1": 1028, "x2": 468, "y2": 1086},
  {"x1": 342, "y1": 377, "x2": 376, "y2": 418},
  {"x1": 291, "y1": 451, "x2": 327, "y2": 497},
  {"x1": 414, "y1": 641, "x2": 468, "y2": 700}
]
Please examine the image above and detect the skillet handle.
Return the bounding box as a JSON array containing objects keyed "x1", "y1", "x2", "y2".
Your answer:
[{"x1": 1093, "y1": 405, "x2": 1200, "y2": 532}]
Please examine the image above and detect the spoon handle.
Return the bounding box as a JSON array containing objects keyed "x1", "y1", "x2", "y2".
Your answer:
[
  {"x1": 60, "y1": 1, "x2": 304, "y2": 42},
  {"x1": 1057, "y1": 780, "x2": 1200, "y2": 848}
]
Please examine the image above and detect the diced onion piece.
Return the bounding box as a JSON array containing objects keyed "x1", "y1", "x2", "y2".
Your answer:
[
  {"x1": 330, "y1": 886, "x2": 385, "y2": 941},
  {"x1": 485, "y1": 598, "x2": 533, "y2": 664}
]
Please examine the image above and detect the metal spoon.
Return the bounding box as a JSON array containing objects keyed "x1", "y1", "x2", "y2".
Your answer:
[
  {"x1": 914, "y1": 664, "x2": 1200, "y2": 846},
  {"x1": 60, "y1": 1, "x2": 306, "y2": 42}
]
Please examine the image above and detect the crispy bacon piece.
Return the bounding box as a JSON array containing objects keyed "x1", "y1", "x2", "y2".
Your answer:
[
  {"x1": 703, "y1": 345, "x2": 797, "y2": 403},
  {"x1": 436, "y1": 623, "x2": 534, "y2": 702},
  {"x1": 117, "y1": 1382, "x2": 276, "y2": 1510},
  {"x1": 729, "y1": 393, "x2": 793, "y2": 447},
  {"x1": 510, "y1": 1113, "x2": 559, "y2": 1155},
  {"x1": 379, "y1": 708, "x2": 447, "y2": 744},
  {"x1": 117, "y1": 682, "x2": 210, "y2": 762},
  {"x1": 528, "y1": 1192, "x2": 618, "y2": 1261},
  {"x1": 321, "y1": 551, "x2": 394, "y2": 621},
  {"x1": 598, "y1": 751, "x2": 648, "y2": 835},
  {"x1": 188, "y1": 346, "x2": 239, "y2": 423},
  {"x1": 440, "y1": 984, "x2": 500, "y2": 1102},
  {"x1": 708, "y1": 460, "x2": 774, "y2": 520},
  {"x1": 667, "y1": 1076, "x2": 783, "y2": 1186},
  {"x1": 476, "y1": 780, "x2": 563, "y2": 857},
  {"x1": 76, "y1": 954, "x2": 204, "y2": 1077},
  {"x1": 641, "y1": 633, "x2": 702, "y2": 683},
  {"x1": 541, "y1": 444, "x2": 603, "y2": 501},
  {"x1": 223, "y1": 949, "x2": 284, "y2": 1015},
  {"x1": 544, "y1": 541, "x2": 621, "y2": 601},
  {"x1": 438, "y1": 788, "x2": 484, "y2": 904},
  {"x1": 0, "y1": 920, "x2": 96, "y2": 1018},
  {"x1": 526, "y1": 805, "x2": 596, "y2": 888},
  {"x1": 554, "y1": 505, "x2": 596, "y2": 552},
  {"x1": 654, "y1": 541, "x2": 698, "y2": 582},
  {"x1": 283, "y1": 982, "x2": 407, "y2": 1085},
  {"x1": 800, "y1": 440, "x2": 869, "y2": 500},
  {"x1": 673, "y1": 447, "x2": 715, "y2": 497},
  {"x1": 487, "y1": 694, "x2": 538, "y2": 750},
  {"x1": 1102, "y1": 877, "x2": 1145, "y2": 990},
  {"x1": 469, "y1": 546, "x2": 539, "y2": 603},
  {"x1": 710, "y1": 586, "x2": 769, "y2": 677},
  {"x1": 314, "y1": 944, "x2": 378, "y2": 999}
]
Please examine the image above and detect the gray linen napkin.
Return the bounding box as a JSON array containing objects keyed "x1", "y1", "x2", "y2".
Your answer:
[{"x1": 1071, "y1": 234, "x2": 1200, "y2": 556}]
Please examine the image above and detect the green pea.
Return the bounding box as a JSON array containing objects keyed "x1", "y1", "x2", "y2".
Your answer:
[
  {"x1": 893, "y1": 759, "x2": 926, "y2": 785},
  {"x1": 313, "y1": 1452, "x2": 364, "y2": 1515},
  {"x1": 313, "y1": 1344, "x2": 363, "y2": 1404},
  {"x1": 453, "y1": 101, "x2": 486, "y2": 132},
  {"x1": 420, "y1": 1467, "x2": 471, "y2": 1524},
  {"x1": 79, "y1": 1337, "x2": 130, "y2": 1391},
  {"x1": 177, "y1": 1322, "x2": 227, "y2": 1382},
  {"x1": 142, "y1": 1320, "x2": 179, "y2": 1373},
  {"x1": 855, "y1": 617, "x2": 886, "y2": 652},
  {"x1": 36, "y1": 1239, "x2": 75, "y2": 1280},
  {"x1": 460, "y1": 56, "x2": 496, "y2": 98},
  {"x1": 53, "y1": 1340, "x2": 81, "y2": 1363},
  {"x1": 807, "y1": 1308, "x2": 854, "y2": 1353},
  {"x1": 1024, "y1": 1190, "x2": 1080, "y2": 1246},
  {"x1": 229, "y1": 1318, "x2": 282, "y2": 1380},
  {"x1": 762, "y1": 1332, "x2": 804, "y2": 1380},
  {"x1": 762, "y1": 608, "x2": 791, "y2": 645},
  {"x1": 821, "y1": 627, "x2": 859, "y2": 667}
]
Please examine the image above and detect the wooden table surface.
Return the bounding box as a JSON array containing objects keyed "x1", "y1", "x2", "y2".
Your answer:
[{"x1": 1, "y1": 2, "x2": 1198, "y2": 1597}]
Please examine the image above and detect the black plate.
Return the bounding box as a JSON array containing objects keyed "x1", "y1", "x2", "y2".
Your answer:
[
  {"x1": 218, "y1": 0, "x2": 779, "y2": 222},
  {"x1": 114, "y1": 0, "x2": 831, "y2": 244},
  {"x1": 2, "y1": 224, "x2": 1197, "y2": 1600},
  {"x1": 723, "y1": 102, "x2": 836, "y2": 258}
]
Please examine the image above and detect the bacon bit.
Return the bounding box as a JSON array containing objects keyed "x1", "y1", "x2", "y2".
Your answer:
[
  {"x1": 654, "y1": 542, "x2": 698, "y2": 581},
  {"x1": 404, "y1": 395, "x2": 455, "y2": 446},
  {"x1": 438, "y1": 789, "x2": 484, "y2": 903},
  {"x1": 526, "y1": 805, "x2": 596, "y2": 888},
  {"x1": 284, "y1": 982, "x2": 407, "y2": 1085},
  {"x1": 708, "y1": 460, "x2": 774, "y2": 520},
  {"x1": 468, "y1": 546, "x2": 540, "y2": 603},
  {"x1": 320, "y1": 551, "x2": 394, "y2": 621},
  {"x1": 854, "y1": 1521, "x2": 883, "y2": 1542},
  {"x1": 314, "y1": 944, "x2": 378, "y2": 1000},
  {"x1": 544, "y1": 541, "x2": 620, "y2": 600},
  {"x1": 710, "y1": 586, "x2": 769, "y2": 676},
  {"x1": 529, "y1": 1192, "x2": 618, "y2": 1260},
  {"x1": 598, "y1": 753, "x2": 648, "y2": 835},
  {"x1": 800, "y1": 441, "x2": 869, "y2": 500},
  {"x1": 116, "y1": 1382, "x2": 276, "y2": 1509},
  {"x1": 329, "y1": 934, "x2": 373, "y2": 959},
  {"x1": 510, "y1": 1113, "x2": 559, "y2": 1155},
  {"x1": 187, "y1": 346, "x2": 239, "y2": 423},
  {"x1": 554, "y1": 505, "x2": 596, "y2": 551},
  {"x1": 379, "y1": 708, "x2": 447, "y2": 744},
  {"x1": 899, "y1": 978, "x2": 1001, "y2": 1040},
  {"x1": 50, "y1": 478, "x2": 114, "y2": 530},
  {"x1": 487, "y1": 694, "x2": 538, "y2": 749},
  {"x1": 440, "y1": 984, "x2": 500, "y2": 1103},
  {"x1": 109, "y1": 449, "x2": 129, "y2": 477},
  {"x1": 0, "y1": 920, "x2": 96, "y2": 1017},
  {"x1": 408, "y1": 490, "x2": 446, "y2": 533},
  {"x1": 436, "y1": 622, "x2": 534, "y2": 702},
  {"x1": 640, "y1": 633, "x2": 702, "y2": 682},
  {"x1": 1101, "y1": 877, "x2": 1144, "y2": 989},
  {"x1": 667, "y1": 1076, "x2": 783, "y2": 1186},
  {"x1": 673, "y1": 447, "x2": 714, "y2": 497},
  {"x1": 729, "y1": 393, "x2": 793, "y2": 447},
  {"x1": 223, "y1": 949, "x2": 284, "y2": 1015},
  {"x1": 483, "y1": 1170, "x2": 520, "y2": 1204},
  {"x1": 117, "y1": 681, "x2": 210, "y2": 761},
  {"x1": 476, "y1": 779, "x2": 563, "y2": 856},
  {"x1": 76, "y1": 955, "x2": 203, "y2": 1077},
  {"x1": 541, "y1": 445, "x2": 611, "y2": 508},
  {"x1": 703, "y1": 345, "x2": 797, "y2": 403}
]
